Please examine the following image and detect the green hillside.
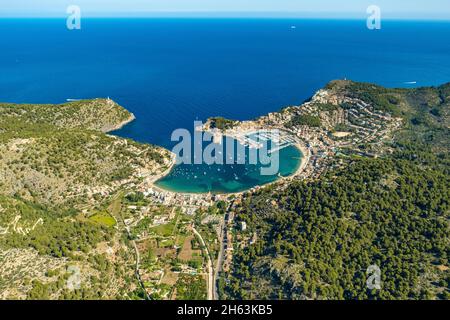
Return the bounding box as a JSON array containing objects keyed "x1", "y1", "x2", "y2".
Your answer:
[
  {"x1": 221, "y1": 81, "x2": 450, "y2": 300},
  {"x1": 0, "y1": 99, "x2": 170, "y2": 299}
]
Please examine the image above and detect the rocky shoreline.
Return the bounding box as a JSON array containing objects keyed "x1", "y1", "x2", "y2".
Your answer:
[{"x1": 104, "y1": 112, "x2": 136, "y2": 133}]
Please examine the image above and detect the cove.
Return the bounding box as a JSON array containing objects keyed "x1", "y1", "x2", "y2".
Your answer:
[{"x1": 155, "y1": 136, "x2": 302, "y2": 194}]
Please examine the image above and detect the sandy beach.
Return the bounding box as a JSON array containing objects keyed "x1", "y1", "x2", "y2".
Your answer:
[{"x1": 293, "y1": 142, "x2": 310, "y2": 178}]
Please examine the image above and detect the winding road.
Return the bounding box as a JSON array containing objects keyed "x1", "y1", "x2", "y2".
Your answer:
[{"x1": 192, "y1": 226, "x2": 215, "y2": 300}]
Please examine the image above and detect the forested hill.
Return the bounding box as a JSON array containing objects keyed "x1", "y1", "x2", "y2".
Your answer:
[
  {"x1": 0, "y1": 99, "x2": 170, "y2": 299},
  {"x1": 0, "y1": 99, "x2": 168, "y2": 206},
  {"x1": 0, "y1": 98, "x2": 134, "y2": 133},
  {"x1": 221, "y1": 81, "x2": 450, "y2": 300}
]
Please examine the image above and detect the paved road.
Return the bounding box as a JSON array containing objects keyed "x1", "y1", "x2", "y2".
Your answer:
[
  {"x1": 111, "y1": 193, "x2": 150, "y2": 300},
  {"x1": 127, "y1": 229, "x2": 150, "y2": 299},
  {"x1": 192, "y1": 226, "x2": 214, "y2": 300}
]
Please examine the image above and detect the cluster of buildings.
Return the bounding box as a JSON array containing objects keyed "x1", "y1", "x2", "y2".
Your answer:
[
  {"x1": 121, "y1": 86, "x2": 403, "y2": 283},
  {"x1": 340, "y1": 100, "x2": 403, "y2": 147},
  {"x1": 277, "y1": 90, "x2": 400, "y2": 180},
  {"x1": 220, "y1": 89, "x2": 404, "y2": 278},
  {"x1": 138, "y1": 186, "x2": 225, "y2": 215}
]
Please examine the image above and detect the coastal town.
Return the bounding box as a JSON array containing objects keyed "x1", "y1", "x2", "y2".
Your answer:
[
  {"x1": 107, "y1": 81, "x2": 402, "y2": 222},
  {"x1": 0, "y1": 0, "x2": 447, "y2": 302},
  {"x1": 0, "y1": 80, "x2": 410, "y2": 301},
  {"x1": 110, "y1": 80, "x2": 405, "y2": 300},
  {"x1": 202, "y1": 82, "x2": 403, "y2": 184}
]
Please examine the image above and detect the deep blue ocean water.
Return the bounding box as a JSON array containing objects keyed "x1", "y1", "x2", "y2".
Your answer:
[
  {"x1": 1, "y1": 19, "x2": 450, "y2": 192},
  {"x1": 1, "y1": 19, "x2": 450, "y2": 147}
]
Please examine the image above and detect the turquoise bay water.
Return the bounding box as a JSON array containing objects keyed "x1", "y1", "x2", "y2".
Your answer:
[
  {"x1": 155, "y1": 136, "x2": 302, "y2": 194},
  {"x1": 156, "y1": 146, "x2": 302, "y2": 193},
  {"x1": 1, "y1": 19, "x2": 449, "y2": 193}
]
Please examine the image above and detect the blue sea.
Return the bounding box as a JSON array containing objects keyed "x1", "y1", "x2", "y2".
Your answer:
[{"x1": 1, "y1": 18, "x2": 450, "y2": 192}]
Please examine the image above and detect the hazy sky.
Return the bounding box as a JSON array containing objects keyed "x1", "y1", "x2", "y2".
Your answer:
[{"x1": 1, "y1": 0, "x2": 449, "y2": 19}]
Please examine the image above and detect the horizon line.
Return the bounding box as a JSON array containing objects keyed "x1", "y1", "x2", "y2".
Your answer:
[
  {"x1": 1, "y1": 11, "x2": 449, "y2": 20},
  {"x1": 1, "y1": 16, "x2": 450, "y2": 22}
]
